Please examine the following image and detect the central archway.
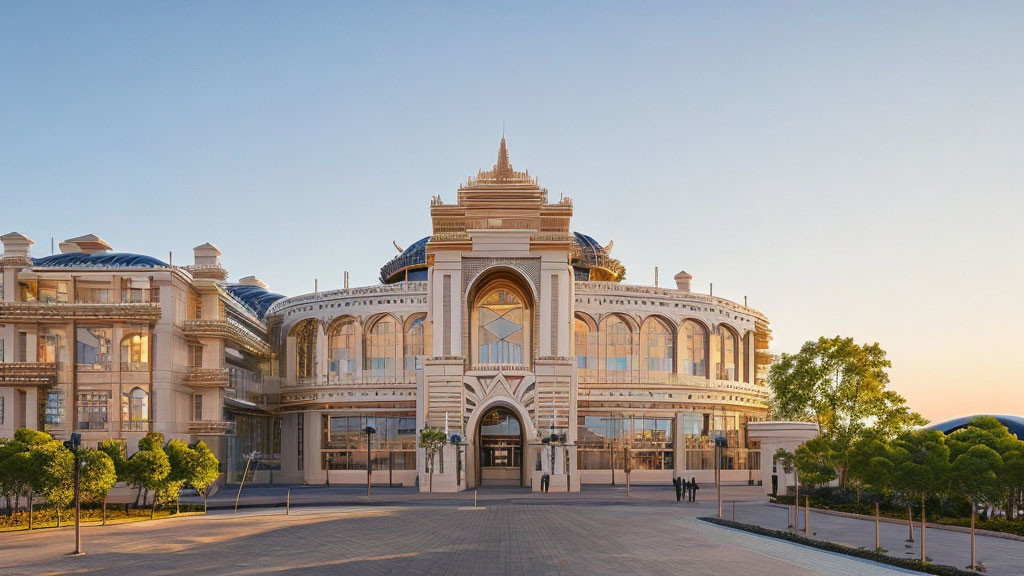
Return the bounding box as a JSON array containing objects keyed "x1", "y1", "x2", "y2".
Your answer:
[{"x1": 476, "y1": 406, "x2": 524, "y2": 486}]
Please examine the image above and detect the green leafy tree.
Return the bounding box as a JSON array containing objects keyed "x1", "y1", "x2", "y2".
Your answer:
[
  {"x1": 0, "y1": 437, "x2": 30, "y2": 512},
  {"x1": 946, "y1": 416, "x2": 1024, "y2": 520},
  {"x1": 163, "y1": 439, "x2": 194, "y2": 514},
  {"x1": 187, "y1": 441, "x2": 221, "y2": 513},
  {"x1": 793, "y1": 436, "x2": 838, "y2": 488},
  {"x1": 79, "y1": 448, "x2": 118, "y2": 524},
  {"x1": 951, "y1": 443, "x2": 1002, "y2": 570},
  {"x1": 767, "y1": 336, "x2": 926, "y2": 488},
  {"x1": 891, "y1": 428, "x2": 950, "y2": 562},
  {"x1": 31, "y1": 441, "x2": 74, "y2": 527},
  {"x1": 418, "y1": 427, "x2": 448, "y2": 493},
  {"x1": 125, "y1": 433, "x2": 170, "y2": 516},
  {"x1": 98, "y1": 438, "x2": 129, "y2": 480}
]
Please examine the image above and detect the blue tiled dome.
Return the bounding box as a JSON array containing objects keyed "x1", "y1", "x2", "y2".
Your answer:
[
  {"x1": 222, "y1": 283, "x2": 286, "y2": 321},
  {"x1": 929, "y1": 415, "x2": 1024, "y2": 439},
  {"x1": 33, "y1": 252, "x2": 168, "y2": 269},
  {"x1": 380, "y1": 237, "x2": 429, "y2": 284}
]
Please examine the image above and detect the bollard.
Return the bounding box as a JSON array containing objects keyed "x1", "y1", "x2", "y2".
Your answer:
[
  {"x1": 474, "y1": 490, "x2": 478, "y2": 508},
  {"x1": 286, "y1": 489, "x2": 290, "y2": 515}
]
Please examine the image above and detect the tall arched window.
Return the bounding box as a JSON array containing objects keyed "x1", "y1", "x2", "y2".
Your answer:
[
  {"x1": 743, "y1": 332, "x2": 752, "y2": 383},
  {"x1": 573, "y1": 317, "x2": 598, "y2": 370},
  {"x1": 642, "y1": 317, "x2": 674, "y2": 375},
  {"x1": 120, "y1": 332, "x2": 149, "y2": 372},
  {"x1": 329, "y1": 320, "x2": 358, "y2": 379},
  {"x1": 121, "y1": 386, "x2": 149, "y2": 423},
  {"x1": 293, "y1": 320, "x2": 318, "y2": 379},
  {"x1": 682, "y1": 320, "x2": 707, "y2": 377},
  {"x1": 404, "y1": 316, "x2": 425, "y2": 371},
  {"x1": 602, "y1": 315, "x2": 634, "y2": 374},
  {"x1": 476, "y1": 289, "x2": 525, "y2": 364},
  {"x1": 716, "y1": 325, "x2": 737, "y2": 381},
  {"x1": 365, "y1": 316, "x2": 399, "y2": 379}
]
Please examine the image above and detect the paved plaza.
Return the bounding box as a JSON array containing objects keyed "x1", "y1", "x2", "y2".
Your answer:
[{"x1": 4, "y1": 484, "x2": 1009, "y2": 575}]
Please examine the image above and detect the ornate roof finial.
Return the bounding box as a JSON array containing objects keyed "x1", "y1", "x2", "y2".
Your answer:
[{"x1": 496, "y1": 136, "x2": 512, "y2": 180}]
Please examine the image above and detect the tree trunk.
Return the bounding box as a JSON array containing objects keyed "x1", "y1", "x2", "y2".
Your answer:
[
  {"x1": 56, "y1": 506, "x2": 62, "y2": 528},
  {"x1": 204, "y1": 492, "x2": 208, "y2": 515},
  {"x1": 970, "y1": 498, "x2": 976, "y2": 570},
  {"x1": 102, "y1": 499, "x2": 107, "y2": 526},
  {"x1": 920, "y1": 496, "x2": 926, "y2": 563},
  {"x1": 151, "y1": 496, "x2": 157, "y2": 520},
  {"x1": 14, "y1": 492, "x2": 20, "y2": 512},
  {"x1": 27, "y1": 489, "x2": 33, "y2": 530},
  {"x1": 134, "y1": 486, "x2": 143, "y2": 507},
  {"x1": 874, "y1": 501, "x2": 880, "y2": 551},
  {"x1": 906, "y1": 504, "x2": 914, "y2": 542}
]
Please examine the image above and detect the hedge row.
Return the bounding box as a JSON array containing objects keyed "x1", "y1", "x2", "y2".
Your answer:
[{"x1": 699, "y1": 516, "x2": 977, "y2": 576}]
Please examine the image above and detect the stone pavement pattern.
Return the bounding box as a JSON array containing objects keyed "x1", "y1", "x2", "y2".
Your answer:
[
  {"x1": 735, "y1": 501, "x2": 1024, "y2": 576},
  {"x1": 1, "y1": 495, "x2": 924, "y2": 576}
]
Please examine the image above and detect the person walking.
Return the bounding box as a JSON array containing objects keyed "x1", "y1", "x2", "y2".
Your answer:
[
  {"x1": 689, "y1": 477, "x2": 700, "y2": 502},
  {"x1": 541, "y1": 472, "x2": 550, "y2": 493},
  {"x1": 674, "y1": 476, "x2": 682, "y2": 502}
]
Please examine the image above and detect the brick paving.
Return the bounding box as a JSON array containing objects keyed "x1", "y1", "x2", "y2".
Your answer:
[{"x1": 0, "y1": 487, "x2": 931, "y2": 575}]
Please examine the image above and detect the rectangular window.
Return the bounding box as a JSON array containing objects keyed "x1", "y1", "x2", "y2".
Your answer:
[
  {"x1": 188, "y1": 344, "x2": 203, "y2": 368},
  {"x1": 297, "y1": 413, "x2": 304, "y2": 471},
  {"x1": 550, "y1": 274, "x2": 559, "y2": 356},
  {"x1": 320, "y1": 415, "x2": 416, "y2": 471},
  {"x1": 193, "y1": 393, "x2": 203, "y2": 421},
  {"x1": 17, "y1": 332, "x2": 27, "y2": 362},
  {"x1": 0, "y1": 339, "x2": 4, "y2": 363},
  {"x1": 76, "y1": 391, "x2": 111, "y2": 431},
  {"x1": 37, "y1": 280, "x2": 69, "y2": 303},
  {"x1": 76, "y1": 284, "x2": 112, "y2": 303},
  {"x1": 442, "y1": 275, "x2": 451, "y2": 356},
  {"x1": 576, "y1": 416, "x2": 674, "y2": 471},
  {"x1": 76, "y1": 327, "x2": 113, "y2": 370},
  {"x1": 0, "y1": 396, "x2": 4, "y2": 426},
  {"x1": 121, "y1": 277, "x2": 153, "y2": 303}
]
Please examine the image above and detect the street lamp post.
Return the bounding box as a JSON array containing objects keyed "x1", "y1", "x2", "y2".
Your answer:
[
  {"x1": 364, "y1": 426, "x2": 376, "y2": 498},
  {"x1": 62, "y1": 433, "x2": 83, "y2": 555},
  {"x1": 715, "y1": 436, "x2": 726, "y2": 519}
]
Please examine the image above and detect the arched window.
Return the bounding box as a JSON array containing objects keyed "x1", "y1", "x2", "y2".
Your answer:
[
  {"x1": 404, "y1": 316, "x2": 425, "y2": 371},
  {"x1": 329, "y1": 320, "x2": 358, "y2": 379},
  {"x1": 120, "y1": 332, "x2": 149, "y2": 372},
  {"x1": 716, "y1": 325, "x2": 738, "y2": 381},
  {"x1": 602, "y1": 315, "x2": 633, "y2": 373},
  {"x1": 642, "y1": 317, "x2": 673, "y2": 375},
  {"x1": 476, "y1": 289, "x2": 525, "y2": 364},
  {"x1": 120, "y1": 386, "x2": 149, "y2": 423},
  {"x1": 366, "y1": 316, "x2": 399, "y2": 379},
  {"x1": 743, "y1": 332, "x2": 752, "y2": 383},
  {"x1": 293, "y1": 320, "x2": 318, "y2": 379},
  {"x1": 574, "y1": 317, "x2": 598, "y2": 371},
  {"x1": 682, "y1": 320, "x2": 707, "y2": 377}
]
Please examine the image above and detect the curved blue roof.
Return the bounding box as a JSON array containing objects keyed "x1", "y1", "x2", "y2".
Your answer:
[
  {"x1": 380, "y1": 237, "x2": 429, "y2": 284},
  {"x1": 222, "y1": 284, "x2": 286, "y2": 321},
  {"x1": 928, "y1": 415, "x2": 1024, "y2": 439},
  {"x1": 33, "y1": 252, "x2": 168, "y2": 269},
  {"x1": 379, "y1": 232, "x2": 613, "y2": 284}
]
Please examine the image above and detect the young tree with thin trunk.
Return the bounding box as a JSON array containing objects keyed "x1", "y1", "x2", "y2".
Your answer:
[
  {"x1": 418, "y1": 428, "x2": 447, "y2": 493},
  {"x1": 187, "y1": 441, "x2": 221, "y2": 514},
  {"x1": 951, "y1": 444, "x2": 1002, "y2": 571},
  {"x1": 79, "y1": 448, "x2": 118, "y2": 525},
  {"x1": 891, "y1": 429, "x2": 950, "y2": 564}
]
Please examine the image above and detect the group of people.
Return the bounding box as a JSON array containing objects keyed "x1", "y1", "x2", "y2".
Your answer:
[{"x1": 673, "y1": 476, "x2": 700, "y2": 502}]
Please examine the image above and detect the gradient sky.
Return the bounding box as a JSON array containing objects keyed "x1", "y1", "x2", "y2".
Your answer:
[{"x1": 3, "y1": 2, "x2": 1022, "y2": 422}]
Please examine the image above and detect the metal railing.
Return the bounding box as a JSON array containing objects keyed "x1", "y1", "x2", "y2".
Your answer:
[{"x1": 0, "y1": 362, "x2": 58, "y2": 386}]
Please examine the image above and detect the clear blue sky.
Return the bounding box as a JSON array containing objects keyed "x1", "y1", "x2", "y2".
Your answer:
[{"x1": 3, "y1": 2, "x2": 1023, "y2": 421}]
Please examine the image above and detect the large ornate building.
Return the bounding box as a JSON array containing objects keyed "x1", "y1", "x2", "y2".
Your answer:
[
  {"x1": 1, "y1": 139, "x2": 773, "y2": 491},
  {"x1": 267, "y1": 139, "x2": 772, "y2": 490}
]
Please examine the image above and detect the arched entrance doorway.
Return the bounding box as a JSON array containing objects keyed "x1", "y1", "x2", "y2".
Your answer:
[{"x1": 477, "y1": 406, "x2": 524, "y2": 486}]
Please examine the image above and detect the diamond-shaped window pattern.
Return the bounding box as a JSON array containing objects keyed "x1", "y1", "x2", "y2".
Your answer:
[{"x1": 477, "y1": 290, "x2": 524, "y2": 364}]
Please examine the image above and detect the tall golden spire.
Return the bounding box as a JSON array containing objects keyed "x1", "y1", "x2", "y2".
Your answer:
[{"x1": 495, "y1": 137, "x2": 512, "y2": 181}]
